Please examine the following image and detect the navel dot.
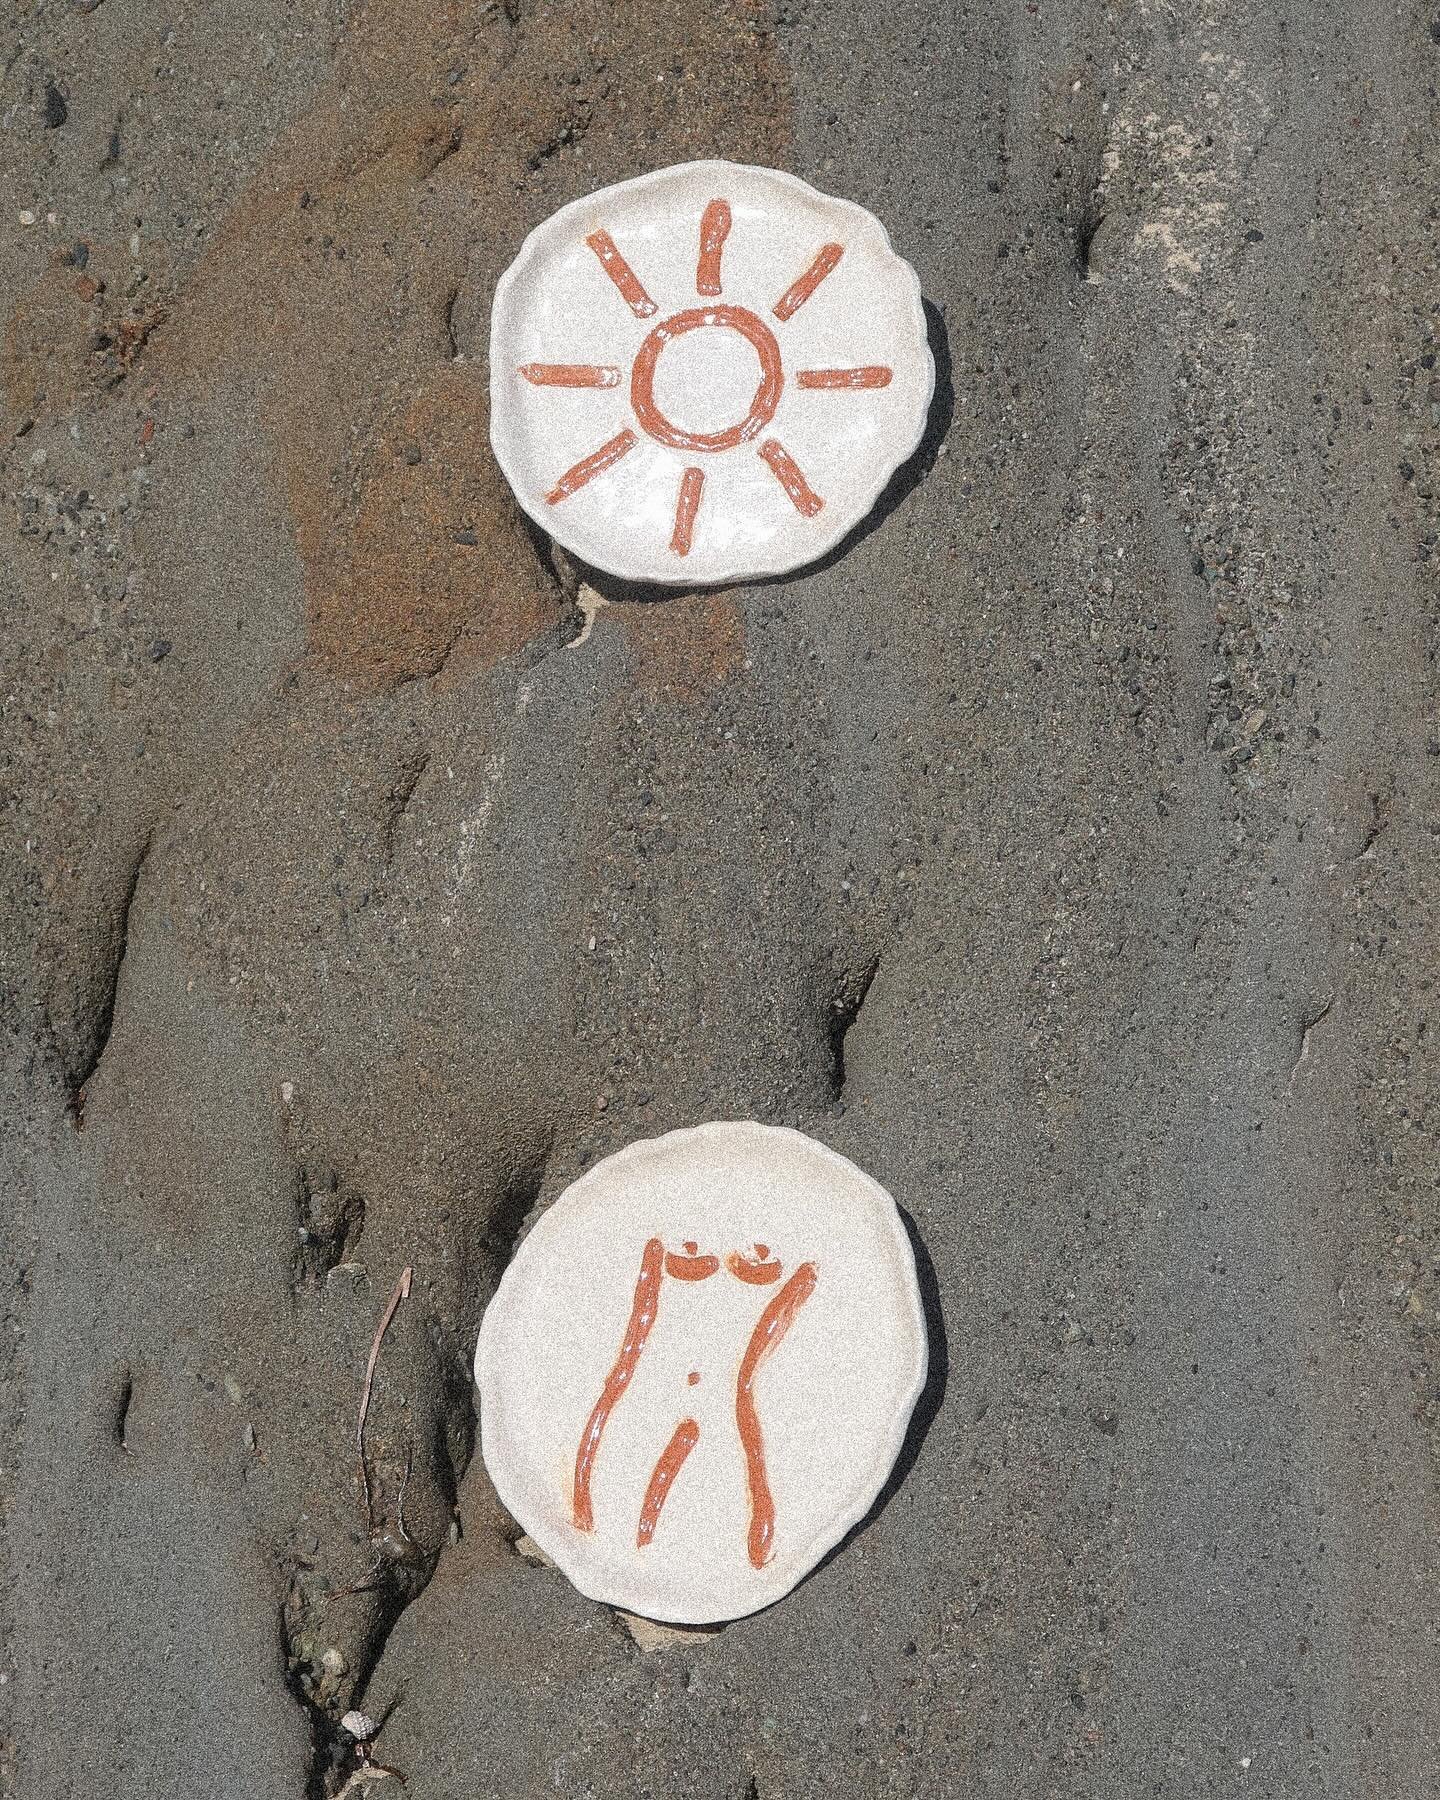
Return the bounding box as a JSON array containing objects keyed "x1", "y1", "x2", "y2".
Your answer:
[{"x1": 687, "y1": 1371, "x2": 701, "y2": 1387}]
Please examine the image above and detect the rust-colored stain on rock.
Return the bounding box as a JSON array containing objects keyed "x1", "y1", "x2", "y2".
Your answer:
[
  {"x1": 619, "y1": 592, "x2": 746, "y2": 703},
  {"x1": 3, "y1": 243, "x2": 169, "y2": 422},
  {"x1": 295, "y1": 373, "x2": 561, "y2": 689},
  {"x1": 615, "y1": 590, "x2": 748, "y2": 702},
  {"x1": 147, "y1": 0, "x2": 788, "y2": 694}
]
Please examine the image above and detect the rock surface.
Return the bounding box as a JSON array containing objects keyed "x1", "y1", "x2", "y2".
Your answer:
[{"x1": 2, "y1": 0, "x2": 1438, "y2": 1796}]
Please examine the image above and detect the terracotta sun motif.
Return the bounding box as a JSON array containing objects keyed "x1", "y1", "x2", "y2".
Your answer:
[
  {"x1": 475, "y1": 1122, "x2": 928, "y2": 1625},
  {"x1": 489, "y1": 161, "x2": 935, "y2": 585}
]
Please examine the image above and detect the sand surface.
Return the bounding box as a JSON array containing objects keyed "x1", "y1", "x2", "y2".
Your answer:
[{"x1": 2, "y1": 1, "x2": 1438, "y2": 1795}]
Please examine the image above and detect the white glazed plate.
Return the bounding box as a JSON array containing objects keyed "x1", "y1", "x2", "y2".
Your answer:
[
  {"x1": 475, "y1": 1122, "x2": 928, "y2": 1624},
  {"x1": 488, "y1": 161, "x2": 935, "y2": 586}
]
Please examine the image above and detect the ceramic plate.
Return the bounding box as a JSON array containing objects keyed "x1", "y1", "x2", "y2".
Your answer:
[
  {"x1": 488, "y1": 161, "x2": 935, "y2": 586},
  {"x1": 475, "y1": 1122, "x2": 928, "y2": 1624}
]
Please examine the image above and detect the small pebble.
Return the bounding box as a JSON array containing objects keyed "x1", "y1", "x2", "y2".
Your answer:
[
  {"x1": 514, "y1": 1533, "x2": 555, "y2": 1568},
  {"x1": 147, "y1": 638, "x2": 171, "y2": 661},
  {"x1": 619, "y1": 1611, "x2": 714, "y2": 1653},
  {"x1": 341, "y1": 1710, "x2": 377, "y2": 1741}
]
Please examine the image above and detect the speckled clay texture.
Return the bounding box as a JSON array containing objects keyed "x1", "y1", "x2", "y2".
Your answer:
[
  {"x1": 489, "y1": 161, "x2": 935, "y2": 584},
  {"x1": 476, "y1": 1123, "x2": 928, "y2": 1623}
]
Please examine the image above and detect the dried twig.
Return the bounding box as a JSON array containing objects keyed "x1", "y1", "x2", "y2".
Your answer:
[
  {"x1": 335, "y1": 1764, "x2": 406, "y2": 1797},
  {"x1": 395, "y1": 1437, "x2": 415, "y2": 1547},
  {"x1": 357, "y1": 1266, "x2": 413, "y2": 1534},
  {"x1": 325, "y1": 1548, "x2": 384, "y2": 1606}
]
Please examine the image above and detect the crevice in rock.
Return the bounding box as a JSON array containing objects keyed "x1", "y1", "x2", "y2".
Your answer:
[
  {"x1": 280, "y1": 1586, "x2": 346, "y2": 1800},
  {"x1": 441, "y1": 285, "x2": 460, "y2": 360},
  {"x1": 292, "y1": 1166, "x2": 367, "y2": 1293},
  {"x1": 1076, "y1": 204, "x2": 1106, "y2": 281},
  {"x1": 379, "y1": 753, "x2": 430, "y2": 867},
  {"x1": 420, "y1": 122, "x2": 463, "y2": 179},
  {"x1": 283, "y1": 1538, "x2": 429, "y2": 1798},
  {"x1": 517, "y1": 511, "x2": 579, "y2": 608},
  {"x1": 1347, "y1": 791, "x2": 1387, "y2": 862},
  {"x1": 827, "y1": 955, "x2": 880, "y2": 1101},
  {"x1": 112, "y1": 1365, "x2": 134, "y2": 1452},
  {"x1": 441, "y1": 1139, "x2": 557, "y2": 1535},
  {"x1": 67, "y1": 829, "x2": 152, "y2": 1123},
  {"x1": 524, "y1": 105, "x2": 591, "y2": 174},
  {"x1": 482, "y1": 1135, "x2": 553, "y2": 1276},
  {"x1": 1039, "y1": 59, "x2": 1110, "y2": 281},
  {"x1": 513, "y1": 518, "x2": 587, "y2": 657},
  {"x1": 1288, "y1": 998, "x2": 1334, "y2": 1090}
]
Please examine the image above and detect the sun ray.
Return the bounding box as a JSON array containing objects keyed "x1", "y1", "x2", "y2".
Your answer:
[
  {"x1": 670, "y1": 467, "x2": 705, "y2": 555},
  {"x1": 757, "y1": 438, "x2": 824, "y2": 517},
  {"x1": 546, "y1": 428, "x2": 639, "y2": 505},
  {"x1": 773, "y1": 243, "x2": 844, "y2": 322},
  {"x1": 696, "y1": 199, "x2": 732, "y2": 297},
  {"x1": 585, "y1": 230, "x2": 658, "y2": 317},
  {"x1": 520, "y1": 363, "x2": 622, "y2": 388},
  {"x1": 797, "y1": 365, "x2": 893, "y2": 390}
]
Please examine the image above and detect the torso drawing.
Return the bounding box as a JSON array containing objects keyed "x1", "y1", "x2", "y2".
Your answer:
[{"x1": 571, "y1": 1238, "x2": 819, "y2": 1568}]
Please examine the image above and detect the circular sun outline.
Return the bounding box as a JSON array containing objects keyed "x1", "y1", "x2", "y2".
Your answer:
[{"x1": 490, "y1": 162, "x2": 934, "y2": 583}]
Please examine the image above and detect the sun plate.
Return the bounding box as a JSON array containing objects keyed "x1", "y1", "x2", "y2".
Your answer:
[
  {"x1": 488, "y1": 161, "x2": 935, "y2": 586},
  {"x1": 475, "y1": 1122, "x2": 928, "y2": 1625}
]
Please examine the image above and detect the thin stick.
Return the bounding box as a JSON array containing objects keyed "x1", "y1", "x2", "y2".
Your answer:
[
  {"x1": 325, "y1": 1549, "x2": 384, "y2": 1606},
  {"x1": 336, "y1": 1764, "x2": 407, "y2": 1798},
  {"x1": 395, "y1": 1437, "x2": 415, "y2": 1547},
  {"x1": 357, "y1": 1266, "x2": 413, "y2": 1534}
]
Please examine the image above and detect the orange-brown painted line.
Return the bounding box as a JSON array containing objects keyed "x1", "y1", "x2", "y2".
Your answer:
[
  {"x1": 520, "y1": 362, "x2": 622, "y2": 388},
  {"x1": 545, "y1": 428, "x2": 638, "y2": 505},
  {"x1": 773, "y1": 243, "x2": 844, "y2": 321},
  {"x1": 636, "y1": 1417, "x2": 700, "y2": 1547},
  {"x1": 726, "y1": 1246, "x2": 783, "y2": 1285},
  {"x1": 697, "y1": 199, "x2": 732, "y2": 297},
  {"x1": 670, "y1": 466, "x2": 705, "y2": 556},
  {"x1": 735, "y1": 1260, "x2": 819, "y2": 1568},
  {"x1": 572, "y1": 1237, "x2": 664, "y2": 1532},
  {"x1": 797, "y1": 366, "x2": 893, "y2": 390},
  {"x1": 665, "y1": 1239, "x2": 719, "y2": 1280},
  {"x1": 586, "y1": 229, "x2": 658, "y2": 317},
  {"x1": 631, "y1": 305, "x2": 783, "y2": 452},
  {"x1": 757, "y1": 439, "x2": 824, "y2": 517}
]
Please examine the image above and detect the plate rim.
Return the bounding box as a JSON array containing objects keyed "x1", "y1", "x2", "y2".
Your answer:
[
  {"x1": 487, "y1": 158, "x2": 937, "y2": 588},
  {"x1": 475, "y1": 1117, "x2": 930, "y2": 1624}
]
